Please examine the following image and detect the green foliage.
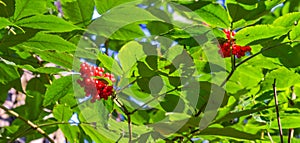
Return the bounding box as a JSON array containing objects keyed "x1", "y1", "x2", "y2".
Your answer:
[
  {"x1": 43, "y1": 76, "x2": 73, "y2": 106},
  {"x1": 1, "y1": 0, "x2": 300, "y2": 142},
  {"x1": 195, "y1": 3, "x2": 230, "y2": 28},
  {"x1": 60, "y1": 0, "x2": 95, "y2": 27},
  {"x1": 15, "y1": 15, "x2": 81, "y2": 32},
  {"x1": 14, "y1": 0, "x2": 47, "y2": 21}
]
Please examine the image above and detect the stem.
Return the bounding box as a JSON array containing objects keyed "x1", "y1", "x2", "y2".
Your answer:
[
  {"x1": 112, "y1": 93, "x2": 132, "y2": 142},
  {"x1": 267, "y1": 131, "x2": 274, "y2": 143},
  {"x1": 127, "y1": 114, "x2": 132, "y2": 142},
  {"x1": 39, "y1": 121, "x2": 93, "y2": 127},
  {"x1": 288, "y1": 86, "x2": 296, "y2": 143},
  {"x1": 112, "y1": 78, "x2": 135, "y2": 142},
  {"x1": 288, "y1": 129, "x2": 294, "y2": 143},
  {"x1": 0, "y1": 105, "x2": 54, "y2": 143},
  {"x1": 273, "y1": 79, "x2": 283, "y2": 143},
  {"x1": 183, "y1": 134, "x2": 194, "y2": 143},
  {"x1": 220, "y1": 69, "x2": 234, "y2": 87},
  {"x1": 220, "y1": 56, "x2": 236, "y2": 87},
  {"x1": 116, "y1": 132, "x2": 125, "y2": 143}
]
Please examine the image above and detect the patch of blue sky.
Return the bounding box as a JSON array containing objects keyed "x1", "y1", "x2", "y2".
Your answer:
[{"x1": 92, "y1": 8, "x2": 101, "y2": 20}]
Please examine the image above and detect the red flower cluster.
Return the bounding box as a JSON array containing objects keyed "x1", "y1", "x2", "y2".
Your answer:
[
  {"x1": 218, "y1": 29, "x2": 251, "y2": 58},
  {"x1": 77, "y1": 62, "x2": 116, "y2": 102}
]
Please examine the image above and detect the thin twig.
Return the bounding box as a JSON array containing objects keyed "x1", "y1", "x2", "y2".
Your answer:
[
  {"x1": 112, "y1": 78, "x2": 136, "y2": 142},
  {"x1": 267, "y1": 131, "x2": 274, "y2": 143},
  {"x1": 38, "y1": 121, "x2": 93, "y2": 127},
  {"x1": 116, "y1": 132, "x2": 125, "y2": 143},
  {"x1": 127, "y1": 114, "x2": 132, "y2": 142},
  {"x1": 220, "y1": 55, "x2": 236, "y2": 87},
  {"x1": 0, "y1": 105, "x2": 55, "y2": 143},
  {"x1": 112, "y1": 93, "x2": 132, "y2": 142},
  {"x1": 288, "y1": 86, "x2": 296, "y2": 143},
  {"x1": 288, "y1": 129, "x2": 294, "y2": 143},
  {"x1": 272, "y1": 79, "x2": 284, "y2": 143}
]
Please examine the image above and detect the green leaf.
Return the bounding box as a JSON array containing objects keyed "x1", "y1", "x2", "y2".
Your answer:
[
  {"x1": 109, "y1": 23, "x2": 145, "y2": 40},
  {"x1": 78, "y1": 102, "x2": 109, "y2": 126},
  {"x1": 60, "y1": 0, "x2": 94, "y2": 27},
  {"x1": 147, "y1": 22, "x2": 173, "y2": 36},
  {"x1": 0, "y1": 17, "x2": 13, "y2": 29},
  {"x1": 137, "y1": 61, "x2": 157, "y2": 78},
  {"x1": 195, "y1": 3, "x2": 230, "y2": 28},
  {"x1": 0, "y1": 0, "x2": 14, "y2": 18},
  {"x1": 89, "y1": 5, "x2": 162, "y2": 38},
  {"x1": 32, "y1": 49, "x2": 75, "y2": 69},
  {"x1": 261, "y1": 68, "x2": 300, "y2": 92},
  {"x1": 214, "y1": 105, "x2": 273, "y2": 123},
  {"x1": 230, "y1": 64, "x2": 263, "y2": 88},
  {"x1": 98, "y1": 53, "x2": 123, "y2": 75},
  {"x1": 80, "y1": 124, "x2": 114, "y2": 143},
  {"x1": 226, "y1": 0, "x2": 284, "y2": 29},
  {"x1": 290, "y1": 21, "x2": 300, "y2": 40},
  {"x1": 59, "y1": 124, "x2": 81, "y2": 143},
  {"x1": 53, "y1": 104, "x2": 73, "y2": 122},
  {"x1": 18, "y1": 33, "x2": 76, "y2": 52},
  {"x1": 149, "y1": 119, "x2": 190, "y2": 135},
  {"x1": 273, "y1": 12, "x2": 300, "y2": 28},
  {"x1": 0, "y1": 28, "x2": 39, "y2": 48},
  {"x1": 262, "y1": 43, "x2": 300, "y2": 68},
  {"x1": 14, "y1": 0, "x2": 47, "y2": 21},
  {"x1": 271, "y1": 115, "x2": 300, "y2": 129},
  {"x1": 199, "y1": 127, "x2": 261, "y2": 140},
  {"x1": 94, "y1": 0, "x2": 136, "y2": 14},
  {"x1": 234, "y1": 25, "x2": 288, "y2": 46},
  {"x1": 0, "y1": 61, "x2": 20, "y2": 84},
  {"x1": 15, "y1": 15, "x2": 80, "y2": 32},
  {"x1": 59, "y1": 92, "x2": 78, "y2": 107},
  {"x1": 43, "y1": 76, "x2": 73, "y2": 106},
  {"x1": 34, "y1": 67, "x2": 65, "y2": 74},
  {"x1": 25, "y1": 77, "x2": 47, "y2": 120},
  {"x1": 15, "y1": 64, "x2": 64, "y2": 74},
  {"x1": 118, "y1": 41, "x2": 146, "y2": 75},
  {"x1": 160, "y1": 94, "x2": 184, "y2": 112}
]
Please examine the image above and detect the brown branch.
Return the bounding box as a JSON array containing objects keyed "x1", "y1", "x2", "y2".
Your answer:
[
  {"x1": 111, "y1": 93, "x2": 132, "y2": 142},
  {"x1": 272, "y1": 79, "x2": 283, "y2": 143},
  {"x1": 127, "y1": 114, "x2": 132, "y2": 142},
  {"x1": 0, "y1": 105, "x2": 54, "y2": 143},
  {"x1": 288, "y1": 86, "x2": 296, "y2": 143},
  {"x1": 288, "y1": 129, "x2": 294, "y2": 143}
]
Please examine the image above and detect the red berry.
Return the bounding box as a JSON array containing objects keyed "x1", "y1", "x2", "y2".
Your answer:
[
  {"x1": 218, "y1": 29, "x2": 251, "y2": 58},
  {"x1": 78, "y1": 62, "x2": 115, "y2": 102}
]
